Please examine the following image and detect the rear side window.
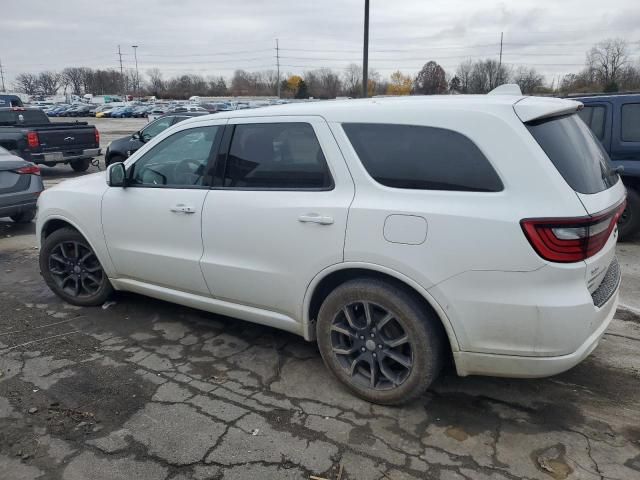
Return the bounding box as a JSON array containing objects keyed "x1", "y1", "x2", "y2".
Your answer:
[
  {"x1": 577, "y1": 105, "x2": 606, "y2": 140},
  {"x1": 342, "y1": 123, "x2": 503, "y2": 192},
  {"x1": 0, "y1": 109, "x2": 48, "y2": 124},
  {"x1": 526, "y1": 114, "x2": 618, "y2": 194},
  {"x1": 224, "y1": 123, "x2": 333, "y2": 189},
  {"x1": 621, "y1": 104, "x2": 640, "y2": 142}
]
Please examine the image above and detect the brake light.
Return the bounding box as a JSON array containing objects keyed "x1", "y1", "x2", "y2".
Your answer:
[
  {"x1": 521, "y1": 199, "x2": 626, "y2": 263},
  {"x1": 16, "y1": 165, "x2": 41, "y2": 175},
  {"x1": 26, "y1": 131, "x2": 39, "y2": 148},
  {"x1": 95, "y1": 128, "x2": 100, "y2": 145}
]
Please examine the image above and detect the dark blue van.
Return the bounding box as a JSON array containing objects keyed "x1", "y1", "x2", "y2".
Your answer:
[{"x1": 571, "y1": 94, "x2": 640, "y2": 240}]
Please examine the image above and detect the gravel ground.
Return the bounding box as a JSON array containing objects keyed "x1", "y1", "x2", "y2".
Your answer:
[{"x1": 0, "y1": 117, "x2": 639, "y2": 480}]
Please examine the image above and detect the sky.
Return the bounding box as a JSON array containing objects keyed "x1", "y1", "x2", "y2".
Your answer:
[{"x1": 0, "y1": 0, "x2": 639, "y2": 88}]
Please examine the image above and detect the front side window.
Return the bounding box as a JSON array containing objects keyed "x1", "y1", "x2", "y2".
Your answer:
[
  {"x1": 621, "y1": 104, "x2": 640, "y2": 142},
  {"x1": 577, "y1": 105, "x2": 606, "y2": 140},
  {"x1": 223, "y1": 122, "x2": 333, "y2": 189},
  {"x1": 343, "y1": 123, "x2": 503, "y2": 192},
  {"x1": 130, "y1": 126, "x2": 219, "y2": 187},
  {"x1": 140, "y1": 116, "x2": 174, "y2": 141}
]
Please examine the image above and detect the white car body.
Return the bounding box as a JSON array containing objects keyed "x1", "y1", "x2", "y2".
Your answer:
[{"x1": 36, "y1": 93, "x2": 625, "y2": 380}]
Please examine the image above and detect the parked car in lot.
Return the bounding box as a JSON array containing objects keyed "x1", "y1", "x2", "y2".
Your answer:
[
  {"x1": 63, "y1": 104, "x2": 94, "y2": 117},
  {"x1": 36, "y1": 90, "x2": 625, "y2": 404},
  {"x1": 109, "y1": 106, "x2": 136, "y2": 118},
  {"x1": 132, "y1": 105, "x2": 152, "y2": 118},
  {"x1": 0, "y1": 146, "x2": 43, "y2": 223},
  {"x1": 0, "y1": 107, "x2": 100, "y2": 172},
  {"x1": 571, "y1": 93, "x2": 640, "y2": 240},
  {"x1": 104, "y1": 111, "x2": 209, "y2": 166},
  {"x1": 95, "y1": 105, "x2": 118, "y2": 118},
  {"x1": 46, "y1": 104, "x2": 71, "y2": 117}
]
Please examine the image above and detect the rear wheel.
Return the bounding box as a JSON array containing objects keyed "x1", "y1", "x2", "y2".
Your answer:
[
  {"x1": 10, "y1": 210, "x2": 36, "y2": 223},
  {"x1": 40, "y1": 228, "x2": 113, "y2": 306},
  {"x1": 618, "y1": 187, "x2": 640, "y2": 241},
  {"x1": 316, "y1": 279, "x2": 444, "y2": 405},
  {"x1": 70, "y1": 159, "x2": 91, "y2": 172}
]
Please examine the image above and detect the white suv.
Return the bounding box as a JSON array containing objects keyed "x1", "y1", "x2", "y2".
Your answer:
[{"x1": 36, "y1": 91, "x2": 626, "y2": 404}]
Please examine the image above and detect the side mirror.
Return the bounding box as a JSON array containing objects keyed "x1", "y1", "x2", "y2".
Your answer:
[
  {"x1": 106, "y1": 162, "x2": 127, "y2": 187},
  {"x1": 131, "y1": 131, "x2": 140, "y2": 140}
]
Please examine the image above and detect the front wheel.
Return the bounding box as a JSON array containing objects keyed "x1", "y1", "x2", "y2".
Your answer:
[
  {"x1": 618, "y1": 187, "x2": 640, "y2": 241},
  {"x1": 316, "y1": 279, "x2": 444, "y2": 405},
  {"x1": 70, "y1": 159, "x2": 91, "y2": 172},
  {"x1": 40, "y1": 228, "x2": 113, "y2": 306},
  {"x1": 11, "y1": 210, "x2": 36, "y2": 223}
]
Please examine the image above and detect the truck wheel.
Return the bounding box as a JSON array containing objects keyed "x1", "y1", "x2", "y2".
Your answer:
[
  {"x1": 10, "y1": 210, "x2": 36, "y2": 223},
  {"x1": 618, "y1": 187, "x2": 640, "y2": 241},
  {"x1": 316, "y1": 278, "x2": 444, "y2": 405},
  {"x1": 70, "y1": 159, "x2": 91, "y2": 172},
  {"x1": 40, "y1": 227, "x2": 113, "y2": 307}
]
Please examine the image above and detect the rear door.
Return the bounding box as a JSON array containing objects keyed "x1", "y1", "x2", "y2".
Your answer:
[{"x1": 199, "y1": 116, "x2": 354, "y2": 321}]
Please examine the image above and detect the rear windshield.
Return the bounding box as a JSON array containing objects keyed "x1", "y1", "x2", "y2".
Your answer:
[
  {"x1": 0, "y1": 109, "x2": 49, "y2": 125},
  {"x1": 526, "y1": 113, "x2": 618, "y2": 194}
]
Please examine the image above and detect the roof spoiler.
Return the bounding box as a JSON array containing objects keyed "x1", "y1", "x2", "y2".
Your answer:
[
  {"x1": 488, "y1": 84, "x2": 522, "y2": 96},
  {"x1": 514, "y1": 97, "x2": 582, "y2": 123}
]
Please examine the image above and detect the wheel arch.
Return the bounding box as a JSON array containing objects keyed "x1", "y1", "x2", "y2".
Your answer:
[{"x1": 302, "y1": 262, "x2": 460, "y2": 353}]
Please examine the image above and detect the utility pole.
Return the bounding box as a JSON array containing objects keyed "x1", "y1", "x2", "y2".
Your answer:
[
  {"x1": 497, "y1": 31, "x2": 504, "y2": 85},
  {"x1": 131, "y1": 45, "x2": 139, "y2": 98},
  {"x1": 117, "y1": 45, "x2": 124, "y2": 98},
  {"x1": 276, "y1": 38, "x2": 281, "y2": 98},
  {"x1": 0, "y1": 58, "x2": 5, "y2": 92},
  {"x1": 362, "y1": 0, "x2": 370, "y2": 98}
]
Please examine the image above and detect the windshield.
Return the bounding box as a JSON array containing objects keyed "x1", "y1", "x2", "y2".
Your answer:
[{"x1": 526, "y1": 113, "x2": 618, "y2": 194}]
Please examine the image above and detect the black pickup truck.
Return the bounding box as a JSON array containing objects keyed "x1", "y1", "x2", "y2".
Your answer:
[{"x1": 0, "y1": 107, "x2": 100, "y2": 172}]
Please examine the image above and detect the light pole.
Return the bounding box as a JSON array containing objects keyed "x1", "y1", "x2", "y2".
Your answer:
[
  {"x1": 362, "y1": 0, "x2": 369, "y2": 98},
  {"x1": 131, "y1": 45, "x2": 139, "y2": 97}
]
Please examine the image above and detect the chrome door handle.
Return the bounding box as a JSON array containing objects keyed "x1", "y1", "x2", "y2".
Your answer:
[
  {"x1": 298, "y1": 213, "x2": 334, "y2": 225},
  {"x1": 170, "y1": 204, "x2": 196, "y2": 214}
]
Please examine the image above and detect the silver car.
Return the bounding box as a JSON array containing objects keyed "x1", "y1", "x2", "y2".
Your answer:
[{"x1": 0, "y1": 146, "x2": 44, "y2": 223}]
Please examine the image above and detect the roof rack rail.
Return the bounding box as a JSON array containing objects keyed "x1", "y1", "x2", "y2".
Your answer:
[{"x1": 565, "y1": 91, "x2": 640, "y2": 98}]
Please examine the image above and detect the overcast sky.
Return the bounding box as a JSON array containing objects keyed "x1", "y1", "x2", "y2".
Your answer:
[{"x1": 1, "y1": 0, "x2": 639, "y2": 87}]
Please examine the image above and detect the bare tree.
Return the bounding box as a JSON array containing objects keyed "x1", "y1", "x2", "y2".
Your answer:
[
  {"x1": 13, "y1": 73, "x2": 39, "y2": 95},
  {"x1": 37, "y1": 71, "x2": 62, "y2": 96},
  {"x1": 146, "y1": 68, "x2": 165, "y2": 96},
  {"x1": 62, "y1": 67, "x2": 88, "y2": 95},
  {"x1": 342, "y1": 64, "x2": 362, "y2": 97},
  {"x1": 586, "y1": 38, "x2": 628, "y2": 88},
  {"x1": 513, "y1": 67, "x2": 545, "y2": 94},
  {"x1": 455, "y1": 59, "x2": 474, "y2": 93}
]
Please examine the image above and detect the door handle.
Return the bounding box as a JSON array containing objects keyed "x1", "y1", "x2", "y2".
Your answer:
[
  {"x1": 170, "y1": 204, "x2": 196, "y2": 214},
  {"x1": 298, "y1": 213, "x2": 334, "y2": 225}
]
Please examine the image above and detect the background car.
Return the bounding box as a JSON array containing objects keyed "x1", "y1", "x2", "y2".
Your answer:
[
  {"x1": 95, "y1": 105, "x2": 118, "y2": 118},
  {"x1": 110, "y1": 106, "x2": 135, "y2": 118},
  {"x1": 104, "y1": 111, "x2": 209, "y2": 166},
  {"x1": 46, "y1": 104, "x2": 71, "y2": 117},
  {"x1": 0, "y1": 146, "x2": 44, "y2": 223}
]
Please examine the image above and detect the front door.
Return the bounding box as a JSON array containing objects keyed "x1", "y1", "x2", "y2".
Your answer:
[
  {"x1": 102, "y1": 121, "x2": 224, "y2": 295},
  {"x1": 200, "y1": 116, "x2": 355, "y2": 320}
]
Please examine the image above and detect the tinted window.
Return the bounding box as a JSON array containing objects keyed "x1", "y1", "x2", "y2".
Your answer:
[
  {"x1": 621, "y1": 104, "x2": 640, "y2": 142},
  {"x1": 577, "y1": 105, "x2": 606, "y2": 140},
  {"x1": 140, "y1": 116, "x2": 174, "y2": 141},
  {"x1": 130, "y1": 126, "x2": 219, "y2": 187},
  {"x1": 224, "y1": 123, "x2": 333, "y2": 189},
  {"x1": 527, "y1": 114, "x2": 618, "y2": 194},
  {"x1": 0, "y1": 109, "x2": 49, "y2": 124},
  {"x1": 342, "y1": 123, "x2": 502, "y2": 192}
]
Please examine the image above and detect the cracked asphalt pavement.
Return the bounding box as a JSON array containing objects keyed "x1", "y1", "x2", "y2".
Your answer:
[{"x1": 1, "y1": 119, "x2": 639, "y2": 480}]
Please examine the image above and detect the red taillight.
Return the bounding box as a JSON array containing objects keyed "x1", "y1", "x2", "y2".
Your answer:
[
  {"x1": 27, "y1": 131, "x2": 39, "y2": 148},
  {"x1": 95, "y1": 128, "x2": 100, "y2": 145},
  {"x1": 521, "y1": 199, "x2": 626, "y2": 263},
  {"x1": 16, "y1": 165, "x2": 41, "y2": 176}
]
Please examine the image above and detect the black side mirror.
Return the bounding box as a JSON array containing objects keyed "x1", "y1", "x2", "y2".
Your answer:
[
  {"x1": 106, "y1": 162, "x2": 127, "y2": 187},
  {"x1": 131, "y1": 131, "x2": 140, "y2": 140}
]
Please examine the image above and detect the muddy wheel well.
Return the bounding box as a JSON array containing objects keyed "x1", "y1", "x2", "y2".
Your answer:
[{"x1": 307, "y1": 268, "x2": 453, "y2": 358}]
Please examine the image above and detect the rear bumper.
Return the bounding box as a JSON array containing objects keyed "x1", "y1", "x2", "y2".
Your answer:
[
  {"x1": 453, "y1": 288, "x2": 618, "y2": 377},
  {"x1": 30, "y1": 148, "x2": 101, "y2": 164},
  {"x1": 0, "y1": 197, "x2": 38, "y2": 217}
]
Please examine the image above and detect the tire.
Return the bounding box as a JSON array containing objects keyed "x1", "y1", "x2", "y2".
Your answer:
[
  {"x1": 10, "y1": 210, "x2": 36, "y2": 223},
  {"x1": 70, "y1": 159, "x2": 91, "y2": 172},
  {"x1": 618, "y1": 187, "x2": 640, "y2": 242},
  {"x1": 40, "y1": 227, "x2": 113, "y2": 307},
  {"x1": 316, "y1": 279, "x2": 444, "y2": 405},
  {"x1": 105, "y1": 154, "x2": 125, "y2": 168}
]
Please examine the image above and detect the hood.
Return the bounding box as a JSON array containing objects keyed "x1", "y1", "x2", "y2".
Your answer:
[{"x1": 48, "y1": 170, "x2": 107, "y2": 193}]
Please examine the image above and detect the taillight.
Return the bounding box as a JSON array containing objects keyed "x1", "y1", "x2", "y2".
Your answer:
[
  {"x1": 15, "y1": 165, "x2": 41, "y2": 175},
  {"x1": 27, "y1": 131, "x2": 39, "y2": 148},
  {"x1": 95, "y1": 128, "x2": 100, "y2": 145},
  {"x1": 521, "y1": 199, "x2": 626, "y2": 263}
]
